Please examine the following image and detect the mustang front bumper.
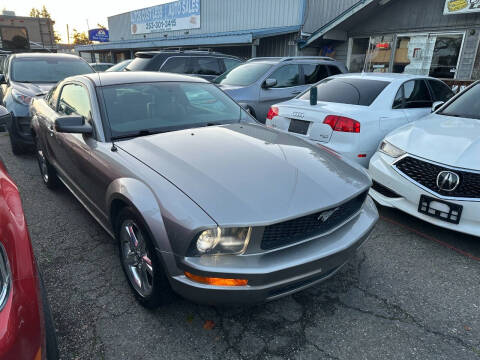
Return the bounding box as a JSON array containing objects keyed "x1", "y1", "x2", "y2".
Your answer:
[{"x1": 163, "y1": 196, "x2": 378, "y2": 304}]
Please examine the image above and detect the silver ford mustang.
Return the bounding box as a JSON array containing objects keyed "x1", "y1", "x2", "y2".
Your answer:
[{"x1": 30, "y1": 72, "x2": 378, "y2": 308}]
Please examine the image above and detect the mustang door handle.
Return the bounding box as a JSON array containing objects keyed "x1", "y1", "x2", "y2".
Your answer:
[{"x1": 291, "y1": 91, "x2": 301, "y2": 95}]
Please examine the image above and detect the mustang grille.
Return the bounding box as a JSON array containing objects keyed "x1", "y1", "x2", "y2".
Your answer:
[
  {"x1": 394, "y1": 156, "x2": 480, "y2": 199},
  {"x1": 260, "y1": 191, "x2": 368, "y2": 250}
]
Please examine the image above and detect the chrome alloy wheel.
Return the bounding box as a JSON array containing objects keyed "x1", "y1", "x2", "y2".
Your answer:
[
  {"x1": 120, "y1": 220, "x2": 154, "y2": 298},
  {"x1": 37, "y1": 148, "x2": 49, "y2": 183}
]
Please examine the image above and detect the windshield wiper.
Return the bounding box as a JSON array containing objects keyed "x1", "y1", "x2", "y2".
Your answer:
[{"x1": 111, "y1": 129, "x2": 165, "y2": 141}]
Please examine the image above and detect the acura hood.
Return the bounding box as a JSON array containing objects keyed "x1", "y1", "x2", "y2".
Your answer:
[
  {"x1": 117, "y1": 123, "x2": 370, "y2": 226},
  {"x1": 386, "y1": 114, "x2": 480, "y2": 169},
  {"x1": 12, "y1": 81, "x2": 55, "y2": 97}
]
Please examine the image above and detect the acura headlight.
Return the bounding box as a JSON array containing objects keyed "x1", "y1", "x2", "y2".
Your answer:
[
  {"x1": 0, "y1": 242, "x2": 11, "y2": 311},
  {"x1": 12, "y1": 89, "x2": 33, "y2": 106},
  {"x1": 193, "y1": 227, "x2": 252, "y2": 256},
  {"x1": 379, "y1": 140, "x2": 405, "y2": 158}
]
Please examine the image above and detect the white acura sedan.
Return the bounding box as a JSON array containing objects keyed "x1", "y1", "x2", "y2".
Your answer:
[
  {"x1": 266, "y1": 73, "x2": 454, "y2": 166},
  {"x1": 369, "y1": 81, "x2": 480, "y2": 236}
]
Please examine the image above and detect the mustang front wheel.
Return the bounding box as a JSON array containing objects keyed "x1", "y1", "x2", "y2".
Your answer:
[{"x1": 116, "y1": 207, "x2": 172, "y2": 308}]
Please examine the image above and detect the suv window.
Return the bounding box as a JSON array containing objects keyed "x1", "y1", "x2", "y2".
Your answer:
[
  {"x1": 303, "y1": 64, "x2": 329, "y2": 85},
  {"x1": 300, "y1": 78, "x2": 389, "y2": 106},
  {"x1": 191, "y1": 57, "x2": 222, "y2": 76},
  {"x1": 428, "y1": 80, "x2": 454, "y2": 102},
  {"x1": 223, "y1": 58, "x2": 242, "y2": 72},
  {"x1": 58, "y1": 83, "x2": 91, "y2": 118},
  {"x1": 269, "y1": 64, "x2": 301, "y2": 88},
  {"x1": 403, "y1": 80, "x2": 433, "y2": 108},
  {"x1": 160, "y1": 57, "x2": 189, "y2": 73},
  {"x1": 214, "y1": 63, "x2": 272, "y2": 86}
]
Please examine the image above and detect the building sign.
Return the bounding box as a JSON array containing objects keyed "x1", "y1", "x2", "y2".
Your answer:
[
  {"x1": 444, "y1": 0, "x2": 480, "y2": 14},
  {"x1": 130, "y1": 0, "x2": 200, "y2": 35},
  {"x1": 88, "y1": 28, "x2": 109, "y2": 42}
]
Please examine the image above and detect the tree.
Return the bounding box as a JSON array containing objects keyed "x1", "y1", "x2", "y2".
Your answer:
[
  {"x1": 97, "y1": 23, "x2": 107, "y2": 29},
  {"x1": 30, "y1": 6, "x2": 61, "y2": 43},
  {"x1": 72, "y1": 29, "x2": 92, "y2": 45}
]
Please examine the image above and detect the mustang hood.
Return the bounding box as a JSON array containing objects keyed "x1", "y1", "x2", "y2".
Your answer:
[
  {"x1": 386, "y1": 114, "x2": 480, "y2": 170},
  {"x1": 12, "y1": 81, "x2": 55, "y2": 97},
  {"x1": 118, "y1": 124, "x2": 370, "y2": 226}
]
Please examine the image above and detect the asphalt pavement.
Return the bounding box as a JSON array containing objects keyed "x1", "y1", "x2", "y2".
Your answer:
[{"x1": 1, "y1": 133, "x2": 479, "y2": 360}]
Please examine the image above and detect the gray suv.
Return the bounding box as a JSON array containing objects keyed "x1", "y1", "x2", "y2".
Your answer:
[{"x1": 214, "y1": 57, "x2": 347, "y2": 122}]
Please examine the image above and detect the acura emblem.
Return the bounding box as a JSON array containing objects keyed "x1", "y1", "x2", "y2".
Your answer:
[
  {"x1": 318, "y1": 207, "x2": 339, "y2": 222},
  {"x1": 436, "y1": 171, "x2": 460, "y2": 192}
]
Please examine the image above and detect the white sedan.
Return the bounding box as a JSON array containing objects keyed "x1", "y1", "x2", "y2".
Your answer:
[
  {"x1": 266, "y1": 73, "x2": 454, "y2": 166},
  {"x1": 369, "y1": 81, "x2": 480, "y2": 236}
]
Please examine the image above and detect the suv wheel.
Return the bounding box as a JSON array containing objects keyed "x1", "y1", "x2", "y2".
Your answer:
[{"x1": 116, "y1": 207, "x2": 173, "y2": 308}]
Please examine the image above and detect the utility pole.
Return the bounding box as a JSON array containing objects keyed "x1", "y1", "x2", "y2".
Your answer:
[{"x1": 66, "y1": 24, "x2": 70, "y2": 44}]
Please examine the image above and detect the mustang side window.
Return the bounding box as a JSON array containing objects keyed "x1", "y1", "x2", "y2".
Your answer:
[{"x1": 58, "y1": 84, "x2": 92, "y2": 119}]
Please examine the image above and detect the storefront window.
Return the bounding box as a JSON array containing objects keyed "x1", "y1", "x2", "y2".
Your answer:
[
  {"x1": 393, "y1": 35, "x2": 435, "y2": 75},
  {"x1": 353, "y1": 33, "x2": 465, "y2": 79},
  {"x1": 364, "y1": 35, "x2": 394, "y2": 73},
  {"x1": 349, "y1": 38, "x2": 369, "y2": 72},
  {"x1": 472, "y1": 43, "x2": 480, "y2": 80},
  {"x1": 429, "y1": 34, "x2": 463, "y2": 79}
]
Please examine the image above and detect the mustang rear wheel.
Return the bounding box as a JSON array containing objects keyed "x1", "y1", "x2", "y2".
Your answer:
[
  {"x1": 35, "y1": 141, "x2": 59, "y2": 189},
  {"x1": 116, "y1": 207, "x2": 173, "y2": 308}
]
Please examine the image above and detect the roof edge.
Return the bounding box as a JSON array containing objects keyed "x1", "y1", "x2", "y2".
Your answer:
[{"x1": 301, "y1": 0, "x2": 376, "y2": 48}]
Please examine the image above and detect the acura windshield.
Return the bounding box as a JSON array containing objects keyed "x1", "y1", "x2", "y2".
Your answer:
[
  {"x1": 439, "y1": 83, "x2": 480, "y2": 120},
  {"x1": 214, "y1": 62, "x2": 272, "y2": 86},
  {"x1": 101, "y1": 82, "x2": 252, "y2": 139},
  {"x1": 11, "y1": 57, "x2": 94, "y2": 83}
]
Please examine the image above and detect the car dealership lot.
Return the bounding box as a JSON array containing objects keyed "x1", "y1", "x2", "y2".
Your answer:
[{"x1": 1, "y1": 134, "x2": 479, "y2": 360}]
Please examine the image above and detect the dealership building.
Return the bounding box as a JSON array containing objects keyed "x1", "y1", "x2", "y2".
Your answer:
[{"x1": 76, "y1": 0, "x2": 480, "y2": 81}]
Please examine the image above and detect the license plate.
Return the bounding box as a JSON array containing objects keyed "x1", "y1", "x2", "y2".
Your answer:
[
  {"x1": 288, "y1": 119, "x2": 310, "y2": 135},
  {"x1": 418, "y1": 195, "x2": 462, "y2": 224}
]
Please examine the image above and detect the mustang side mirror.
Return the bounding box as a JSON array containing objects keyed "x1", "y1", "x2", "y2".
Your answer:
[
  {"x1": 0, "y1": 105, "x2": 11, "y2": 132},
  {"x1": 431, "y1": 101, "x2": 445, "y2": 113},
  {"x1": 264, "y1": 78, "x2": 277, "y2": 88},
  {"x1": 310, "y1": 86, "x2": 318, "y2": 106},
  {"x1": 55, "y1": 115, "x2": 93, "y2": 134}
]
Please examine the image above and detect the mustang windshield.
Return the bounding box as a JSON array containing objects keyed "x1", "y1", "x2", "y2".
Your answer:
[
  {"x1": 11, "y1": 57, "x2": 94, "y2": 83},
  {"x1": 101, "y1": 82, "x2": 252, "y2": 138},
  {"x1": 439, "y1": 83, "x2": 480, "y2": 120}
]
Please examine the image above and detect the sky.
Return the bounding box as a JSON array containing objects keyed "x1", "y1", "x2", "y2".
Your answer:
[{"x1": 2, "y1": 0, "x2": 172, "y2": 43}]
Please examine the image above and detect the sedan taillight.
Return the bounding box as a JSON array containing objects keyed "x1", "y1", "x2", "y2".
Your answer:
[
  {"x1": 323, "y1": 115, "x2": 360, "y2": 133},
  {"x1": 266, "y1": 106, "x2": 279, "y2": 120}
]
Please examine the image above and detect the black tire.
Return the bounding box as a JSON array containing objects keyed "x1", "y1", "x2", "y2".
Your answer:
[
  {"x1": 35, "y1": 140, "x2": 59, "y2": 189},
  {"x1": 9, "y1": 133, "x2": 27, "y2": 155},
  {"x1": 39, "y1": 272, "x2": 60, "y2": 360},
  {"x1": 116, "y1": 207, "x2": 173, "y2": 309}
]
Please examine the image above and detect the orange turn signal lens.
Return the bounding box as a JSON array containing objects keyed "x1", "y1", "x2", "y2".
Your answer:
[
  {"x1": 34, "y1": 347, "x2": 42, "y2": 360},
  {"x1": 184, "y1": 272, "x2": 248, "y2": 286}
]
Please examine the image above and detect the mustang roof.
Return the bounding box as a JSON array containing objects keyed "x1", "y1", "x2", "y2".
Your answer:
[{"x1": 82, "y1": 71, "x2": 209, "y2": 86}]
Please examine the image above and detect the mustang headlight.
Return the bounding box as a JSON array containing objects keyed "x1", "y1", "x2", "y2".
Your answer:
[
  {"x1": 194, "y1": 227, "x2": 251, "y2": 256},
  {"x1": 12, "y1": 89, "x2": 33, "y2": 106},
  {"x1": 0, "y1": 242, "x2": 11, "y2": 311},
  {"x1": 379, "y1": 140, "x2": 405, "y2": 158}
]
